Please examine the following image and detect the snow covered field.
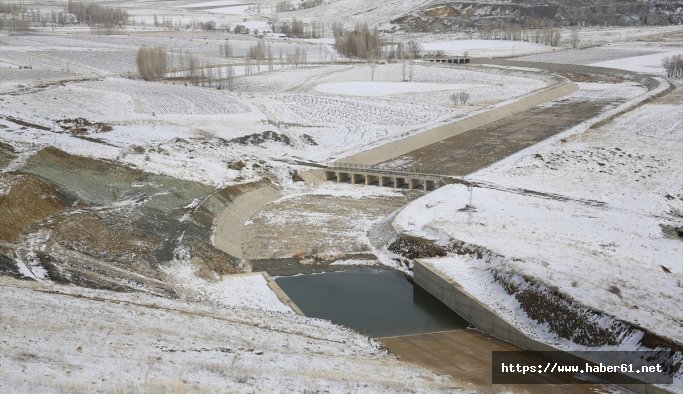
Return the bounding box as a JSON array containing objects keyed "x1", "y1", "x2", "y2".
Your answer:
[
  {"x1": 518, "y1": 39, "x2": 683, "y2": 76},
  {"x1": 393, "y1": 81, "x2": 683, "y2": 345},
  {"x1": 0, "y1": 38, "x2": 547, "y2": 185},
  {"x1": 422, "y1": 39, "x2": 550, "y2": 57},
  {"x1": 314, "y1": 81, "x2": 484, "y2": 96},
  {"x1": 0, "y1": 276, "x2": 457, "y2": 392}
]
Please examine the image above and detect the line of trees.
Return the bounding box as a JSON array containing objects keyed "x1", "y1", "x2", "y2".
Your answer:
[
  {"x1": 479, "y1": 25, "x2": 562, "y2": 47},
  {"x1": 0, "y1": 18, "x2": 31, "y2": 34},
  {"x1": 333, "y1": 23, "x2": 381, "y2": 59},
  {"x1": 138, "y1": 42, "x2": 315, "y2": 89},
  {"x1": 273, "y1": 17, "x2": 324, "y2": 38},
  {"x1": 67, "y1": 1, "x2": 127, "y2": 26},
  {"x1": 275, "y1": 0, "x2": 324, "y2": 12},
  {"x1": 0, "y1": 2, "x2": 25, "y2": 14}
]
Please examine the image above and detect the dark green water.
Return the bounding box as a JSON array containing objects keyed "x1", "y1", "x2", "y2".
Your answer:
[{"x1": 275, "y1": 268, "x2": 469, "y2": 338}]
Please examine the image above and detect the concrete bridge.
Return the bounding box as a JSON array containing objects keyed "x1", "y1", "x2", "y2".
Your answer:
[
  {"x1": 425, "y1": 56, "x2": 471, "y2": 64},
  {"x1": 324, "y1": 165, "x2": 446, "y2": 191}
]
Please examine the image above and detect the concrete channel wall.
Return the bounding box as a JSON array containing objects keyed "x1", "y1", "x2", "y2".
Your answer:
[
  {"x1": 337, "y1": 81, "x2": 578, "y2": 167},
  {"x1": 262, "y1": 272, "x2": 304, "y2": 316},
  {"x1": 413, "y1": 259, "x2": 673, "y2": 394},
  {"x1": 213, "y1": 185, "x2": 281, "y2": 259}
]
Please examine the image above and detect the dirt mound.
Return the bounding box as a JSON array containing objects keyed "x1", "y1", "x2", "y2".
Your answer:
[
  {"x1": 56, "y1": 117, "x2": 112, "y2": 135},
  {"x1": 0, "y1": 172, "x2": 71, "y2": 243},
  {"x1": 388, "y1": 234, "x2": 448, "y2": 260},
  {"x1": 228, "y1": 131, "x2": 293, "y2": 146}
]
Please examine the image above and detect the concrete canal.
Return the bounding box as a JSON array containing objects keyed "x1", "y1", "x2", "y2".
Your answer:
[{"x1": 274, "y1": 267, "x2": 469, "y2": 338}]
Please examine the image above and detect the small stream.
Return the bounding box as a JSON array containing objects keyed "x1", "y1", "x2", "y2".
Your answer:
[{"x1": 275, "y1": 267, "x2": 470, "y2": 338}]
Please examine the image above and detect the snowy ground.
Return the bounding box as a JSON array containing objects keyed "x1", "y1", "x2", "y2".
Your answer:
[
  {"x1": 0, "y1": 276, "x2": 457, "y2": 393},
  {"x1": 272, "y1": 0, "x2": 433, "y2": 28},
  {"x1": 422, "y1": 39, "x2": 551, "y2": 57},
  {"x1": 0, "y1": 35, "x2": 547, "y2": 186},
  {"x1": 163, "y1": 267, "x2": 295, "y2": 313},
  {"x1": 393, "y1": 80, "x2": 683, "y2": 345},
  {"x1": 517, "y1": 35, "x2": 683, "y2": 76},
  {"x1": 242, "y1": 182, "x2": 414, "y2": 260}
]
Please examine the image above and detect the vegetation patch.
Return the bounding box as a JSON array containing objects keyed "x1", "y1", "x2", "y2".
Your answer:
[
  {"x1": 493, "y1": 270, "x2": 635, "y2": 346},
  {"x1": 0, "y1": 172, "x2": 71, "y2": 243},
  {"x1": 228, "y1": 131, "x2": 293, "y2": 146},
  {"x1": 56, "y1": 118, "x2": 113, "y2": 135},
  {"x1": 388, "y1": 234, "x2": 448, "y2": 260}
]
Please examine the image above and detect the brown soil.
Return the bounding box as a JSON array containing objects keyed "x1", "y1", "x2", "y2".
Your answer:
[
  {"x1": 241, "y1": 191, "x2": 416, "y2": 259},
  {"x1": 388, "y1": 234, "x2": 447, "y2": 260},
  {"x1": 0, "y1": 172, "x2": 70, "y2": 243},
  {"x1": 187, "y1": 238, "x2": 245, "y2": 280},
  {"x1": 50, "y1": 211, "x2": 161, "y2": 264},
  {"x1": 0, "y1": 141, "x2": 18, "y2": 170},
  {"x1": 379, "y1": 99, "x2": 615, "y2": 175}
]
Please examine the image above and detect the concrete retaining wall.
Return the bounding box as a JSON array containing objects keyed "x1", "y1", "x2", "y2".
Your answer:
[
  {"x1": 413, "y1": 259, "x2": 673, "y2": 394},
  {"x1": 337, "y1": 81, "x2": 578, "y2": 166},
  {"x1": 262, "y1": 272, "x2": 304, "y2": 315},
  {"x1": 213, "y1": 185, "x2": 281, "y2": 259}
]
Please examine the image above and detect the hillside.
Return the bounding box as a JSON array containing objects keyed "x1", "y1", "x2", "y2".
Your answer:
[{"x1": 392, "y1": 0, "x2": 683, "y2": 31}]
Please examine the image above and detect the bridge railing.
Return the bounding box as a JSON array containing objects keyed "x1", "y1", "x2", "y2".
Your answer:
[{"x1": 330, "y1": 163, "x2": 448, "y2": 179}]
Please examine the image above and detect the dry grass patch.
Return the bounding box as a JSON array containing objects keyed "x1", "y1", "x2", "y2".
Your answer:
[{"x1": 0, "y1": 172, "x2": 70, "y2": 243}]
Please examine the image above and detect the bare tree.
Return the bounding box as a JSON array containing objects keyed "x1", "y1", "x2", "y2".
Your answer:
[
  {"x1": 450, "y1": 91, "x2": 470, "y2": 105},
  {"x1": 369, "y1": 52, "x2": 377, "y2": 81},
  {"x1": 408, "y1": 59, "x2": 414, "y2": 82},
  {"x1": 220, "y1": 40, "x2": 233, "y2": 57},
  {"x1": 570, "y1": 30, "x2": 581, "y2": 49},
  {"x1": 406, "y1": 41, "x2": 423, "y2": 59},
  {"x1": 662, "y1": 55, "x2": 683, "y2": 78},
  {"x1": 136, "y1": 46, "x2": 168, "y2": 81},
  {"x1": 333, "y1": 22, "x2": 382, "y2": 60},
  {"x1": 459, "y1": 91, "x2": 470, "y2": 105},
  {"x1": 275, "y1": 0, "x2": 293, "y2": 12}
]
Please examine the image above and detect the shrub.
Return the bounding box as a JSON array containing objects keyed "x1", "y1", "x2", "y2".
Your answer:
[{"x1": 136, "y1": 47, "x2": 168, "y2": 81}]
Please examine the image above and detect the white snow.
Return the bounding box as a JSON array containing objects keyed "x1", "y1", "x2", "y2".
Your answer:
[
  {"x1": 285, "y1": 182, "x2": 405, "y2": 199},
  {"x1": 314, "y1": 81, "x2": 485, "y2": 96},
  {"x1": 162, "y1": 263, "x2": 294, "y2": 313},
  {"x1": 591, "y1": 50, "x2": 683, "y2": 74},
  {"x1": 330, "y1": 258, "x2": 378, "y2": 266},
  {"x1": 181, "y1": 0, "x2": 247, "y2": 8},
  {"x1": 422, "y1": 39, "x2": 549, "y2": 57},
  {"x1": 0, "y1": 277, "x2": 458, "y2": 393},
  {"x1": 393, "y1": 81, "x2": 683, "y2": 345},
  {"x1": 209, "y1": 5, "x2": 251, "y2": 15}
]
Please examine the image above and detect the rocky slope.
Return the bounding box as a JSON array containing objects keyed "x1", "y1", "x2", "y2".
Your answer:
[{"x1": 392, "y1": 0, "x2": 683, "y2": 31}]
